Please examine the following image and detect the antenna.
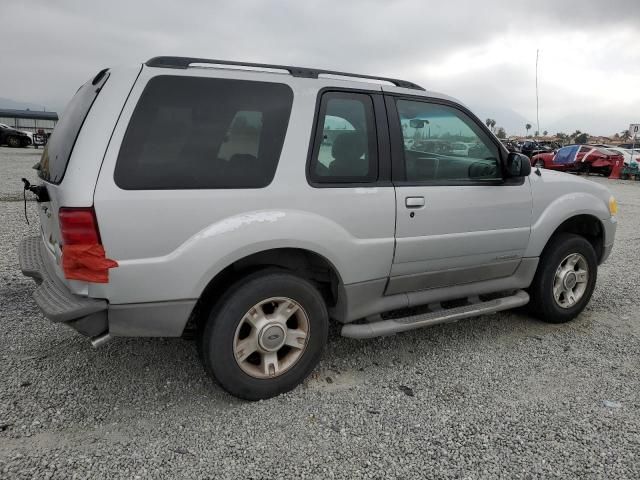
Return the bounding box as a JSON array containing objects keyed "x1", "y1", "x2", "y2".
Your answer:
[{"x1": 536, "y1": 49, "x2": 540, "y2": 139}]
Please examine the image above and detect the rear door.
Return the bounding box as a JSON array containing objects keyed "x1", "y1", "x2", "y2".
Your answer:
[{"x1": 385, "y1": 96, "x2": 532, "y2": 295}]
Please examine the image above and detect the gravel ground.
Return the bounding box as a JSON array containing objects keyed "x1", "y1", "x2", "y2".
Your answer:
[
  {"x1": 1, "y1": 146, "x2": 639, "y2": 479},
  {"x1": 0, "y1": 147, "x2": 40, "y2": 201}
]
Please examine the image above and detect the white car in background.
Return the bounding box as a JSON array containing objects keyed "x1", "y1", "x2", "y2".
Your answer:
[
  {"x1": 606, "y1": 146, "x2": 638, "y2": 165},
  {"x1": 451, "y1": 142, "x2": 469, "y2": 156}
]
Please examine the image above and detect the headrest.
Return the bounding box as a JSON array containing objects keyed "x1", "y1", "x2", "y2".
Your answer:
[{"x1": 331, "y1": 132, "x2": 366, "y2": 160}]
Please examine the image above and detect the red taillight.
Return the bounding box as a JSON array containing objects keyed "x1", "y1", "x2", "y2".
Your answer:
[
  {"x1": 59, "y1": 207, "x2": 101, "y2": 245},
  {"x1": 58, "y1": 207, "x2": 117, "y2": 283}
]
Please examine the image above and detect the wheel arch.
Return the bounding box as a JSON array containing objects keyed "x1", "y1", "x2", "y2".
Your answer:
[
  {"x1": 540, "y1": 214, "x2": 605, "y2": 264},
  {"x1": 189, "y1": 247, "x2": 347, "y2": 332},
  {"x1": 533, "y1": 156, "x2": 546, "y2": 167}
]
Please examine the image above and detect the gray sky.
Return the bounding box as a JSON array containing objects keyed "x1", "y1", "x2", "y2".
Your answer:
[{"x1": 2, "y1": 0, "x2": 639, "y2": 136}]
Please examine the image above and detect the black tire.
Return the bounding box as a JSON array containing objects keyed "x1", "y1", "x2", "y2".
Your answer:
[
  {"x1": 200, "y1": 270, "x2": 328, "y2": 400},
  {"x1": 528, "y1": 233, "x2": 598, "y2": 323},
  {"x1": 7, "y1": 136, "x2": 20, "y2": 148}
]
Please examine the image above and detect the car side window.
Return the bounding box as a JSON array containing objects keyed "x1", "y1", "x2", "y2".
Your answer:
[
  {"x1": 115, "y1": 76, "x2": 293, "y2": 190},
  {"x1": 395, "y1": 99, "x2": 501, "y2": 183},
  {"x1": 309, "y1": 92, "x2": 378, "y2": 184}
]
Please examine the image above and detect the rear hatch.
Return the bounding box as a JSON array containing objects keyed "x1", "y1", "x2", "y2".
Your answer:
[{"x1": 35, "y1": 70, "x2": 110, "y2": 283}]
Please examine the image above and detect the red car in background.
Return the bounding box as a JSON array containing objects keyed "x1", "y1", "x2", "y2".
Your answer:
[{"x1": 531, "y1": 145, "x2": 624, "y2": 175}]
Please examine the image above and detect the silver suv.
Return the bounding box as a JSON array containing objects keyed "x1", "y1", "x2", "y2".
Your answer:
[{"x1": 19, "y1": 57, "x2": 617, "y2": 400}]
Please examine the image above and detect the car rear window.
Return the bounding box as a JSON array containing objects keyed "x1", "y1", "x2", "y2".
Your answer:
[
  {"x1": 598, "y1": 148, "x2": 619, "y2": 156},
  {"x1": 114, "y1": 75, "x2": 293, "y2": 190},
  {"x1": 39, "y1": 70, "x2": 109, "y2": 184}
]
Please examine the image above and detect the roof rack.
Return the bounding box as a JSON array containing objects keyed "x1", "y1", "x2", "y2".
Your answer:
[{"x1": 145, "y1": 56, "x2": 425, "y2": 91}]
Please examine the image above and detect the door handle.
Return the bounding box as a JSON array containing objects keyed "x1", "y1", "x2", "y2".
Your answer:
[{"x1": 405, "y1": 196, "x2": 425, "y2": 208}]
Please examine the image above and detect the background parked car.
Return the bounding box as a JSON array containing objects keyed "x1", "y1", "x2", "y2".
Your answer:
[
  {"x1": 500, "y1": 139, "x2": 520, "y2": 152},
  {"x1": 520, "y1": 140, "x2": 553, "y2": 158},
  {"x1": 531, "y1": 145, "x2": 624, "y2": 175},
  {"x1": 606, "y1": 146, "x2": 638, "y2": 165},
  {"x1": 450, "y1": 141, "x2": 469, "y2": 156},
  {"x1": 0, "y1": 123, "x2": 31, "y2": 147}
]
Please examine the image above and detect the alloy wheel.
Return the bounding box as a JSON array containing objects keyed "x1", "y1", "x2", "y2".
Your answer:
[
  {"x1": 233, "y1": 297, "x2": 310, "y2": 378},
  {"x1": 552, "y1": 253, "x2": 589, "y2": 308}
]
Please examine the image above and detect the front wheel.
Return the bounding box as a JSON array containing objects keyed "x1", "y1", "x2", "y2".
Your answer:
[
  {"x1": 200, "y1": 270, "x2": 328, "y2": 400},
  {"x1": 528, "y1": 233, "x2": 598, "y2": 323},
  {"x1": 534, "y1": 160, "x2": 545, "y2": 168}
]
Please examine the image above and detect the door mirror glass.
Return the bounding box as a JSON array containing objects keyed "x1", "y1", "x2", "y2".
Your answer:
[{"x1": 506, "y1": 152, "x2": 531, "y2": 178}]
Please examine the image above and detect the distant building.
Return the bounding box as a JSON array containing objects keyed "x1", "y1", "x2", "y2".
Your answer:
[
  {"x1": 588, "y1": 136, "x2": 613, "y2": 144},
  {"x1": 0, "y1": 108, "x2": 58, "y2": 135}
]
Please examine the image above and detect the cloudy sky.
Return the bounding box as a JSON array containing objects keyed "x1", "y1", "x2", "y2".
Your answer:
[{"x1": 1, "y1": 0, "x2": 638, "y2": 136}]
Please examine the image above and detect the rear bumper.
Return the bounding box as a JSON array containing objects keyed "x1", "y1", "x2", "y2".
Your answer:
[
  {"x1": 19, "y1": 236, "x2": 195, "y2": 338},
  {"x1": 19, "y1": 236, "x2": 108, "y2": 337}
]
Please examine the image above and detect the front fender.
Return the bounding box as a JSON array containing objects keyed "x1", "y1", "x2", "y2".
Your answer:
[
  {"x1": 106, "y1": 209, "x2": 394, "y2": 304},
  {"x1": 525, "y1": 192, "x2": 611, "y2": 258}
]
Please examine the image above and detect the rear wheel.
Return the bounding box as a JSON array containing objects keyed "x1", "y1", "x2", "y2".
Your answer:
[
  {"x1": 528, "y1": 233, "x2": 597, "y2": 323},
  {"x1": 7, "y1": 136, "x2": 20, "y2": 148},
  {"x1": 535, "y1": 160, "x2": 545, "y2": 168},
  {"x1": 200, "y1": 270, "x2": 328, "y2": 400}
]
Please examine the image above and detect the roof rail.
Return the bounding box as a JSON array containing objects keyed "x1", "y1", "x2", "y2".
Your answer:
[{"x1": 145, "y1": 56, "x2": 425, "y2": 91}]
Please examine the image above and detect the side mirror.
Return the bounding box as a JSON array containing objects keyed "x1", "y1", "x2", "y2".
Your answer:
[
  {"x1": 409, "y1": 119, "x2": 426, "y2": 129},
  {"x1": 506, "y1": 152, "x2": 531, "y2": 178}
]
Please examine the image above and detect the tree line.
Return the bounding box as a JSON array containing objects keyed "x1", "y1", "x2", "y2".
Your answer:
[{"x1": 486, "y1": 118, "x2": 634, "y2": 145}]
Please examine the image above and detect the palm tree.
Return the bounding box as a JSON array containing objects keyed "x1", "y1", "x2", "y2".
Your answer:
[
  {"x1": 556, "y1": 132, "x2": 568, "y2": 145},
  {"x1": 574, "y1": 132, "x2": 589, "y2": 144},
  {"x1": 525, "y1": 123, "x2": 532, "y2": 137},
  {"x1": 620, "y1": 130, "x2": 631, "y2": 142},
  {"x1": 543, "y1": 130, "x2": 548, "y2": 137},
  {"x1": 490, "y1": 119, "x2": 496, "y2": 132},
  {"x1": 486, "y1": 118, "x2": 492, "y2": 129}
]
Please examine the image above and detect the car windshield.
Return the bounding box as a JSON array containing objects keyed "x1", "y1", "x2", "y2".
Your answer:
[{"x1": 598, "y1": 148, "x2": 619, "y2": 156}]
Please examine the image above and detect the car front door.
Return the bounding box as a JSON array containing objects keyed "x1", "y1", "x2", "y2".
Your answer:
[{"x1": 385, "y1": 96, "x2": 533, "y2": 295}]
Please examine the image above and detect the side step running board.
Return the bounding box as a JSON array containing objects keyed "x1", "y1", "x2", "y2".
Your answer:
[{"x1": 341, "y1": 290, "x2": 529, "y2": 339}]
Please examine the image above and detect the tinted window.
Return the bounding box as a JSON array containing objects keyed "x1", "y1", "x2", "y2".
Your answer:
[
  {"x1": 115, "y1": 76, "x2": 293, "y2": 189},
  {"x1": 309, "y1": 92, "x2": 377, "y2": 183},
  {"x1": 598, "y1": 148, "x2": 619, "y2": 156},
  {"x1": 39, "y1": 72, "x2": 109, "y2": 184},
  {"x1": 396, "y1": 100, "x2": 500, "y2": 182}
]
